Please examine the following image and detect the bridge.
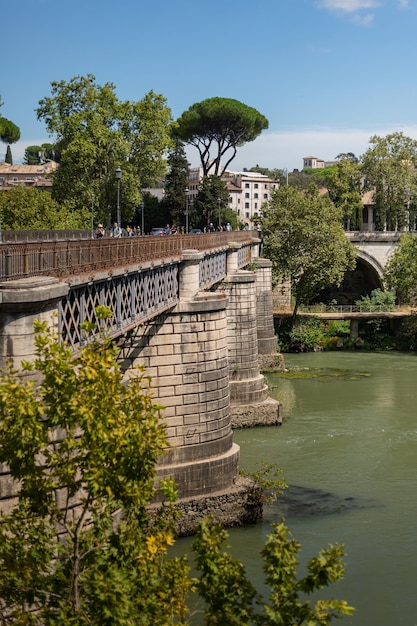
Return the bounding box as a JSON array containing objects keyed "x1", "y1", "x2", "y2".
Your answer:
[{"x1": 0, "y1": 231, "x2": 282, "y2": 530}]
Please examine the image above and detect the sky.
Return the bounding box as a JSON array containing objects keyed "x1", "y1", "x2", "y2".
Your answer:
[{"x1": 2, "y1": 0, "x2": 417, "y2": 172}]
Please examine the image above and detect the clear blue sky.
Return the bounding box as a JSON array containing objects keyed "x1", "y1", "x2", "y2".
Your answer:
[{"x1": 2, "y1": 0, "x2": 417, "y2": 172}]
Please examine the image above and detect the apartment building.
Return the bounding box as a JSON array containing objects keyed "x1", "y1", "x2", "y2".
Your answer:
[
  {"x1": 187, "y1": 167, "x2": 278, "y2": 227},
  {"x1": 0, "y1": 162, "x2": 58, "y2": 190}
]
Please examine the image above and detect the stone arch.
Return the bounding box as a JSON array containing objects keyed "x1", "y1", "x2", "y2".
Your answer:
[
  {"x1": 335, "y1": 252, "x2": 384, "y2": 304},
  {"x1": 354, "y1": 249, "x2": 385, "y2": 282},
  {"x1": 316, "y1": 251, "x2": 384, "y2": 305}
]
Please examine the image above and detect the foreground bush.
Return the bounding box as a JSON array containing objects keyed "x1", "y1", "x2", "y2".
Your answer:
[{"x1": 0, "y1": 317, "x2": 353, "y2": 624}]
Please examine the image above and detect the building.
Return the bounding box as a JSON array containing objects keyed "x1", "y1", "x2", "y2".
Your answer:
[
  {"x1": 0, "y1": 162, "x2": 58, "y2": 190},
  {"x1": 302, "y1": 156, "x2": 338, "y2": 169},
  {"x1": 187, "y1": 167, "x2": 278, "y2": 228}
]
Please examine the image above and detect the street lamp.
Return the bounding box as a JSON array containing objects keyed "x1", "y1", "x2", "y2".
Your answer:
[
  {"x1": 217, "y1": 197, "x2": 221, "y2": 229},
  {"x1": 141, "y1": 200, "x2": 144, "y2": 236},
  {"x1": 91, "y1": 193, "x2": 95, "y2": 239},
  {"x1": 185, "y1": 187, "x2": 189, "y2": 234},
  {"x1": 115, "y1": 167, "x2": 122, "y2": 226}
]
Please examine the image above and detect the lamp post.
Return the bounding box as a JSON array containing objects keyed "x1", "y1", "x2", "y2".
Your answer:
[
  {"x1": 115, "y1": 167, "x2": 122, "y2": 226},
  {"x1": 91, "y1": 193, "x2": 95, "y2": 239},
  {"x1": 217, "y1": 197, "x2": 221, "y2": 229},
  {"x1": 141, "y1": 201, "x2": 144, "y2": 236},
  {"x1": 185, "y1": 187, "x2": 189, "y2": 233}
]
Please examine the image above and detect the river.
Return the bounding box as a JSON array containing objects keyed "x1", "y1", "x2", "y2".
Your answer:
[{"x1": 181, "y1": 351, "x2": 417, "y2": 625}]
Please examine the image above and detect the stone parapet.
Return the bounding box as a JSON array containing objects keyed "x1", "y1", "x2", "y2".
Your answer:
[{"x1": 0, "y1": 276, "x2": 69, "y2": 369}]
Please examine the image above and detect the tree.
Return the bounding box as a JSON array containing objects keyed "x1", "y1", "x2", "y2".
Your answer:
[
  {"x1": 262, "y1": 185, "x2": 357, "y2": 317},
  {"x1": 361, "y1": 132, "x2": 417, "y2": 231},
  {"x1": 175, "y1": 97, "x2": 268, "y2": 177},
  {"x1": 24, "y1": 144, "x2": 60, "y2": 165},
  {"x1": 161, "y1": 137, "x2": 190, "y2": 227},
  {"x1": 193, "y1": 518, "x2": 354, "y2": 625},
  {"x1": 0, "y1": 315, "x2": 191, "y2": 625},
  {"x1": 193, "y1": 175, "x2": 229, "y2": 229},
  {"x1": 5, "y1": 145, "x2": 12, "y2": 165},
  {"x1": 0, "y1": 317, "x2": 353, "y2": 624},
  {"x1": 0, "y1": 186, "x2": 83, "y2": 229},
  {"x1": 335, "y1": 152, "x2": 359, "y2": 163},
  {"x1": 326, "y1": 158, "x2": 363, "y2": 230},
  {"x1": 0, "y1": 118, "x2": 21, "y2": 165},
  {"x1": 36, "y1": 74, "x2": 173, "y2": 226},
  {"x1": 385, "y1": 232, "x2": 417, "y2": 305}
]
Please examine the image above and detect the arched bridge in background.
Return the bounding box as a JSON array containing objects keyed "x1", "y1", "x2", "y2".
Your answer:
[{"x1": 322, "y1": 232, "x2": 403, "y2": 304}]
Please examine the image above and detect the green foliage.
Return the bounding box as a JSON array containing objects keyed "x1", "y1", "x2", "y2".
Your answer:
[
  {"x1": 5, "y1": 144, "x2": 12, "y2": 165},
  {"x1": 385, "y1": 233, "x2": 417, "y2": 305},
  {"x1": 36, "y1": 74, "x2": 173, "y2": 227},
  {"x1": 326, "y1": 159, "x2": 363, "y2": 230},
  {"x1": 0, "y1": 318, "x2": 353, "y2": 625},
  {"x1": 357, "y1": 318, "x2": 396, "y2": 350},
  {"x1": 0, "y1": 185, "x2": 84, "y2": 229},
  {"x1": 361, "y1": 132, "x2": 417, "y2": 231},
  {"x1": 355, "y1": 288, "x2": 395, "y2": 311},
  {"x1": 288, "y1": 317, "x2": 324, "y2": 352},
  {"x1": 24, "y1": 144, "x2": 60, "y2": 165},
  {"x1": 240, "y1": 463, "x2": 287, "y2": 505},
  {"x1": 262, "y1": 184, "x2": 356, "y2": 317},
  {"x1": 175, "y1": 97, "x2": 268, "y2": 177},
  {"x1": 0, "y1": 117, "x2": 21, "y2": 145},
  {"x1": 161, "y1": 137, "x2": 190, "y2": 227},
  {"x1": 192, "y1": 520, "x2": 354, "y2": 625},
  {"x1": 193, "y1": 175, "x2": 229, "y2": 229},
  {"x1": 397, "y1": 314, "x2": 417, "y2": 350},
  {"x1": 0, "y1": 318, "x2": 191, "y2": 624}
]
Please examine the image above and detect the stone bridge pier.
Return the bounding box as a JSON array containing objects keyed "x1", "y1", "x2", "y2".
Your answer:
[{"x1": 0, "y1": 243, "x2": 281, "y2": 530}]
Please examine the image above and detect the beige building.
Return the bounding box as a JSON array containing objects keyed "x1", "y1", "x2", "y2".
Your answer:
[
  {"x1": 187, "y1": 167, "x2": 278, "y2": 228},
  {"x1": 0, "y1": 162, "x2": 58, "y2": 190}
]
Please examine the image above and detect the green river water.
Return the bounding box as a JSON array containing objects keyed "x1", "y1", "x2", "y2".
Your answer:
[{"x1": 181, "y1": 351, "x2": 417, "y2": 625}]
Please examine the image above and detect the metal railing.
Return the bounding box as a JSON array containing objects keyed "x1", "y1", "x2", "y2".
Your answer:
[
  {"x1": 0, "y1": 231, "x2": 258, "y2": 282},
  {"x1": 0, "y1": 229, "x2": 91, "y2": 243},
  {"x1": 298, "y1": 304, "x2": 396, "y2": 314}
]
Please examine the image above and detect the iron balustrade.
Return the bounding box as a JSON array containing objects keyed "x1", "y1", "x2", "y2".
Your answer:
[
  {"x1": 0, "y1": 231, "x2": 258, "y2": 282},
  {"x1": 0, "y1": 231, "x2": 260, "y2": 350}
]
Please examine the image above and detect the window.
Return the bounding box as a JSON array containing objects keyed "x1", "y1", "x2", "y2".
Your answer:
[
  {"x1": 254, "y1": 203, "x2": 258, "y2": 209},
  {"x1": 245, "y1": 202, "x2": 249, "y2": 209},
  {"x1": 237, "y1": 198, "x2": 240, "y2": 204},
  {"x1": 245, "y1": 183, "x2": 249, "y2": 188},
  {"x1": 254, "y1": 193, "x2": 258, "y2": 199},
  {"x1": 264, "y1": 193, "x2": 268, "y2": 199},
  {"x1": 254, "y1": 183, "x2": 258, "y2": 189},
  {"x1": 245, "y1": 193, "x2": 249, "y2": 198},
  {"x1": 245, "y1": 212, "x2": 249, "y2": 218}
]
